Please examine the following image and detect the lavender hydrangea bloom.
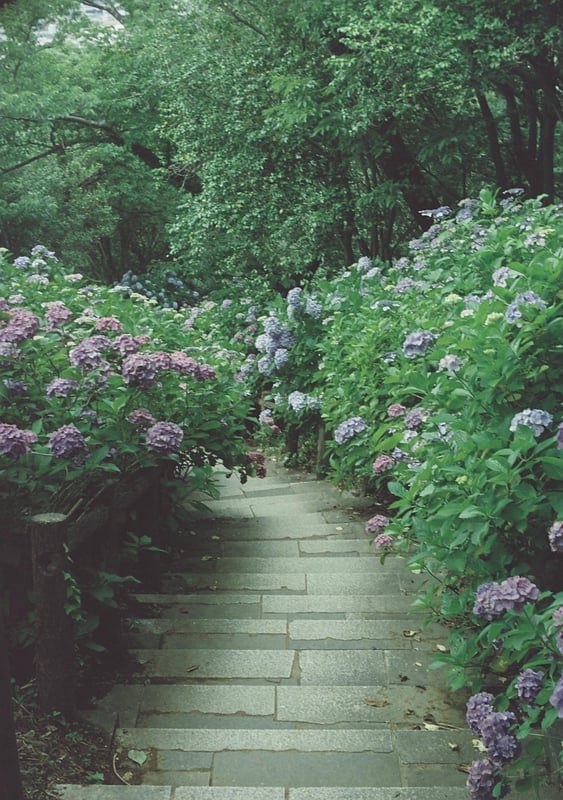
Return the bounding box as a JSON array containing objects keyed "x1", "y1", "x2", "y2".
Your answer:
[
  {"x1": 44, "y1": 302, "x2": 73, "y2": 329},
  {"x1": 480, "y1": 711, "x2": 519, "y2": 763},
  {"x1": 257, "y1": 355, "x2": 274, "y2": 375},
  {"x1": 402, "y1": 330, "x2": 435, "y2": 358},
  {"x1": 372, "y1": 454, "x2": 395, "y2": 475},
  {"x1": 13, "y1": 256, "x2": 31, "y2": 269},
  {"x1": 169, "y1": 352, "x2": 198, "y2": 375},
  {"x1": 194, "y1": 363, "x2": 216, "y2": 381},
  {"x1": 357, "y1": 256, "x2": 372, "y2": 272},
  {"x1": 0, "y1": 308, "x2": 40, "y2": 343},
  {"x1": 549, "y1": 674, "x2": 563, "y2": 718},
  {"x1": 467, "y1": 758, "x2": 508, "y2": 800},
  {"x1": 69, "y1": 337, "x2": 111, "y2": 371},
  {"x1": 516, "y1": 669, "x2": 544, "y2": 705},
  {"x1": 548, "y1": 521, "x2": 563, "y2": 553},
  {"x1": 373, "y1": 533, "x2": 393, "y2": 549},
  {"x1": 334, "y1": 416, "x2": 367, "y2": 444},
  {"x1": 122, "y1": 353, "x2": 158, "y2": 388},
  {"x1": 3, "y1": 379, "x2": 27, "y2": 395},
  {"x1": 286, "y1": 288, "x2": 303, "y2": 309},
  {"x1": 46, "y1": 378, "x2": 80, "y2": 398},
  {"x1": 0, "y1": 423, "x2": 38, "y2": 456},
  {"x1": 287, "y1": 391, "x2": 319, "y2": 413},
  {"x1": 404, "y1": 408, "x2": 428, "y2": 429},
  {"x1": 387, "y1": 403, "x2": 406, "y2": 418},
  {"x1": 473, "y1": 577, "x2": 539, "y2": 620},
  {"x1": 365, "y1": 515, "x2": 390, "y2": 534},
  {"x1": 95, "y1": 316, "x2": 123, "y2": 332},
  {"x1": 466, "y1": 692, "x2": 495, "y2": 735},
  {"x1": 128, "y1": 408, "x2": 156, "y2": 428},
  {"x1": 274, "y1": 348, "x2": 289, "y2": 368},
  {"x1": 419, "y1": 205, "x2": 452, "y2": 221},
  {"x1": 263, "y1": 316, "x2": 281, "y2": 336},
  {"x1": 278, "y1": 329, "x2": 296, "y2": 349},
  {"x1": 0, "y1": 342, "x2": 20, "y2": 365},
  {"x1": 146, "y1": 421, "x2": 183, "y2": 454},
  {"x1": 305, "y1": 298, "x2": 322, "y2": 318},
  {"x1": 49, "y1": 425, "x2": 88, "y2": 459},
  {"x1": 492, "y1": 267, "x2": 518, "y2": 287},
  {"x1": 509, "y1": 408, "x2": 553, "y2": 437},
  {"x1": 505, "y1": 291, "x2": 547, "y2": 322}
]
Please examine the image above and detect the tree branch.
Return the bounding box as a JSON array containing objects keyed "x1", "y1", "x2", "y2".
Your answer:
[
  {"x1": 0, "y1": 147, "x2": 63, "y2": 177},
  {"x1": 80, "y1": 1, "x2": 125, "y2": 25},
  {"x1": 215, "y1": 1, "x2": 268, "y2": 39}
]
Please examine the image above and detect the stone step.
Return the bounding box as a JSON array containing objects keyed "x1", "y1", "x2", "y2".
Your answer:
[
  {"x1": 181, "y1": 517, "x2": 365, "y2": 540},
  {"x1": 89, "y1": 682, "x2": 466, "y2": 729},
  {"x1": 56, "y1": 787, "x2": 475, "y2": 800},
  {"x1": 168, "y1": 556, "x2": 386, "y2": 573},
  {"x1": 163, "y1": 572, "x2": 412, "y2": 595}
]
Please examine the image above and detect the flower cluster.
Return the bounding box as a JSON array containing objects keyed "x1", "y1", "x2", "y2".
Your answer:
[
  {"x1": 505, "y1": 291, "x2": 547, "y2": 323},
  {"x1": 402, "y1": 330, "x2": 435, "y2": 358},
  {"x1": 287, "y1": 391, "x2": 320, "y2": 414},
  {"x1": 49, "y1": 425, "x2": 88, "y2": 459},
  {"x1": 473, "y1": 577, "x2": 540, "y2": 620},
  {"x1": 145, "y1": 421, "x2": 184, "y2": 454},
  {"x1": 365, "y1": 514, "x2": 390, "y2": 534},
  {"x1": 0, "y1": 423, "x2": 38, "y2": 456},
  {"x1": 121, "y1": 353, "x2": 158, "y2": 389},
  {"x1": 0, "y1": 307, "x2": 40, "y2": 343},
  {"x1": 387, "y1": 403, "x2": 406, "y2": 418},
  {"x1": 548, "y1": 520, "x2": 563, "y2": 553},
  {"x1": 373, "y1": 533, "x2": 393, "y2": 549},
  {"x1": 128, "y1": 408, "x2": 156, "y2": 428},
  {"x1": 44, "y1": 301, "x2": 73, "y2": 329},
  {"x1": 333, "y1": 416, "x2": 367, "y2": 444},
  {"x1": 438, "y1": 354, "x2": 463, "y2": 373},
  {"x1": 247, "y1": 450, "x2": 267, "y2": 478},
  {"x1": 516, "y1": 669, "x2": 544, "y2": 706},
  {"x1": 69, "y1": 336, "x2": 111, "y2": 371},
  {"x1": 46, "y1": 378, "x2": 80, "y2": 398},
  {"x1": 255, "y1": 314, "x2": 295, "y2": 373},
  {"x1": 372, "y1": 454, "x2": 395, "y2": 476},
  {"x1": 509, "y1": 408, "x2": 553, "y2": 438}
]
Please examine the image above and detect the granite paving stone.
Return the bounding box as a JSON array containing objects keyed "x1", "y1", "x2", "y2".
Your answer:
[
  {"x1": 262, "y1": 594, "x2": 419, "y2": 615},
  {"x1": 139, "y1": 685, "x2": 275, "y2": 716},
  {"x1": 298, "y1": 649, "x2": 387, "y2": 685},
  {"x1": 128, "y1": 619, "x2": 287, "y2": 636},
  {"x1": 117, "y1": 728, "x2": 394, "y2": 752},
  {"x1": 161, "y1": 633, "x2": 288, "y2": 650},
  {"x1": 288, "y1": 790, "x2": 470, "y2": 800},
  {"x1": 207, "y1": 556, "x2": 380, "y2": 573},
  {"x1": 171, "y1": 572, "x2": 306, "y2": 592},
  {"x1": 212, "y1": 751, "x2": 402, "y2": 787},
  {"x1": 56, "y1": 789, "x2": 172, "y2": 800},
  {"x1": 305, "y1": 573, "x2": 401, "y2": 595},
  {"x1": 173, "y1": 790, "x2": 285, "y2": 800},
  {"x1": 129, "y1": 649, "x2": 295, "y2": 680}
]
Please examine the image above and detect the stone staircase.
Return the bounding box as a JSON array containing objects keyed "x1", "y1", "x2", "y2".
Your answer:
[{"x1": 55, "y1": 461, "x2": 559, "y2": 799}]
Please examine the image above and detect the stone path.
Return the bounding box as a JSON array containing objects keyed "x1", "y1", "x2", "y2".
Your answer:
[{"x1": 57, "y1": 460, "x2": 491, "y2": 798}]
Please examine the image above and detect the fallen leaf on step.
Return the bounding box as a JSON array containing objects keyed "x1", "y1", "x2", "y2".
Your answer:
[
  {"x1": 402, "y1": 630, "x2": 419, "y2": 638},
  {"x1": 364, "y1": 696, "x2": 390, "y2": 708},
  {"x1": 122, "y1": 772, "x2": 133, "y2": 782},
  {"x1": 448, "y1": 742, "x2": 460, "y2": 751},
  {"x1": 472, "y1": 738, "x2": 487, "y2": 752},
  {"x1": 335, "y1": 526, "x2": 343, "y2": 531},
  {"x1": 211, "y1": 535, "x2": 220, "y2": 540},
  {"x1": 415, "y1": 662, "x2": 423, "y2": 667},
  {"x1": 201, "y1": 555, "x2": 215, "y2": 561},
  {"x1": 423, "y1": 722, "x2": 441, "y2": 730},
  {"x1": 186, "y1": 664, "x2": 199, "y2": 673},
  {"x1": 127, "y1": 749, "x2": 147, "y2": 766},
  {"x1": 436, "y1": 644, "x2": 448, "y2": 652}
]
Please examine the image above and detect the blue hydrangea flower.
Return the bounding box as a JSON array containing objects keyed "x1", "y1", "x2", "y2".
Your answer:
[
  {"x1": 334, "y1": 416, "x2": 367, "y2": 444},
  {"x1": 402, "y1": 330, "x2": 436, "y2": 358},
  {"x1": 509, "y1": 408, "x2": 553, "y2": 437},
  {"x1": 505, "y1": 291, "x2": 547, "y2": 322},
  {"x1": 286, "y1": 288, "x2": 303, "y2": 308},
  {"x1": 305, "y1": 298, "x2": 322, "y2": 318}
]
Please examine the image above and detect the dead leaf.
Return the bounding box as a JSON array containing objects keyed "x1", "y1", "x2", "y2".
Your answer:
[
  {"x1": 436, "y1": 644, "x2": 448, "y2": 652},
  {"x1": 127, "y1": 749, "x2": 147, "y2": 766},
  {"x1": 448, "y1": 742, "x2": 460, "y2": 751},
  {"x1": 415, "y1": 662, "x2": 423, "y2": 667},
  {"x1": 335, "y1": 526, "x2": 343, "y2": 531},
  {"x1": 201, "y1": 555, "x2": 215, "y2": 561},
  {"x1": 364, "y1": 696, "x2": 390, "y2": 708},
  {"x1": 472, "y1": 738, "x2": 487, "y2": 752},
  {"x1": 402, "y1": 630, "x2": 419, "y2": 638},
  {"x1": 186, "y1": 664, "x2": 199, "y2": 673}
]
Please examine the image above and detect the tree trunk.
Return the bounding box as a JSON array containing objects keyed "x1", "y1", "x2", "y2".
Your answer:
[
  {"x1": 476, "y1": 92, "x2": 508, "y2": 190},
  {"x1": 0, "y1": 610, "x2": 25, "y2": 800}
]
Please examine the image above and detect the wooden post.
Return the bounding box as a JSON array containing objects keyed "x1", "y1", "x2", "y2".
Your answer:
[
  {"x1": 30, "y1": 513, "x2": 75, "y2": 719},
  {"x1": 0, "y1": 609, "x2": 25, "y2": 800}
]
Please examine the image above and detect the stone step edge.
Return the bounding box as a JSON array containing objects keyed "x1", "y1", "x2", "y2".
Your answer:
[{"x1": 55, "y1": 786, "x2": 473, "y2": 800}]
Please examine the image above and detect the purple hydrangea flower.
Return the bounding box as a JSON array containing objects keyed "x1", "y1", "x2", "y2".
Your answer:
[
  {"x1": 194, "y1": 363, "x2": 216, "y2": 381},
  {"x1": 516, "y1": 669, "x2": 544, "y2": 706},
  {"x1": 549, "y1": 674, "x2": 563, "y2": 718},
  {"x1": 305, "y1": 298, "x2": 322, "y2": 318},
  {"x1": 492, "y1": 267, "x2": 518, "y2": 288},
  {"x1": 95, "y1": 316, "x2": 123, "y2": 333},
  {"x1": 365, "y1": 515, "x2": 390, "y2": 534},
  {"x1": 26, "y1": 273, "x2": 49, "y2": 285},
  {"x1": 257, "y1": 355, "x2": 273, "y2": 375},
  {"x1": 419, "y1": 205, "x2": 452, "y2": 221},
  {"x1": 167, "y1": 352, "x2": 196, "y2": 375},
  {"x1": 151, "y1": 351, "x2": 173, "y2": 371},
  {"x1": 334, "y1": 416, "x2": 367, "y2": 444},
  {"x1": 557, "y1": 422, "x2": 563, "y2": 449},
  {"x1": 128, "y1": 407, "x2": 156, "y2": 428},
  {"x1": 69, "y1": 337, "x2": 111, "y2": 371},
  {"x1": 145, "y1": 421, "x2": 183, "y2": 454},
  {"x1": 287, "y1": 391, "x2": 319, "y2": 413},
  {"x1": 3, "y1": 379, "x2": 27, "y2": 395},
  {"x1": 373, "y1": 533, "x2": 393, "y2": 549},
  {"x1": 122, "y1": 353, "x2": 158, "y2": 388},
  {"x1": 546, "y1": 520, "x2": 563, "y2": 553},
  {"x1": 49, "y1": 425, "x2": 88, "y2": 459},
  {"x1": 273, "y1": 348, "x2": 289, "y2": 368},
  {"x1": 286, "y1": 287, "x2": 303, "y2": 309},
  {"x1": 45, "y1": 378, "x2": 80, "y2": 398},
  {"x1": 509, "y1": 408, "x2": 553, "y2": 437},
  {"x1": 372, "y1": 454, "x2": 395, "y2": 475},
  {"x1": 247, "y1": 450, "x2": 267, "y2": 478},
  {"x1": 480, "y1": 711, "x2": 518, "y2": 763},
  {"x1": 467, "y1": 758, "x2": 509, "y2": 800},
  {"x1": 0, "y1": 308, "x2": 40, "y2": 343},
  {"x1": 13, "y1": 256, "x2": 31, "y2": 269},
  {"x1": 473, "y1": 577, "x2": 540, "y2": 620},
  {"x1": 0, "y1": 342, "x2": 20, "y2": 365},
  {"x1": 466, "y1": 692, "x2": 496, "y2": 735},
  {"x1": 387, "y1": 403, "x2": 406, "y2": 418},
  {"x1": 357, "y1": 256, "x2": 372, "y2": 272},
  {"x1": 404, "y1": 408, "x2": 428, "y2": 430},
  {"x1": 505, "y1": 291, "x2": 547, "y2": 322},
  {"x1": 402, "y1": 330, "x2": 436, "y2": 358},
  {"x1": 0, "y1": 423, "x2": 38, "y2": 456},
  {"x1": 44, "y1": 301, "x2": 73, "y2": 329},
  {"x1": 278, "y1": 329, "x2": 296, "y2": 349},
  {"x1": 221, "y1": 299, "x2": 233, "y2": 309}
]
